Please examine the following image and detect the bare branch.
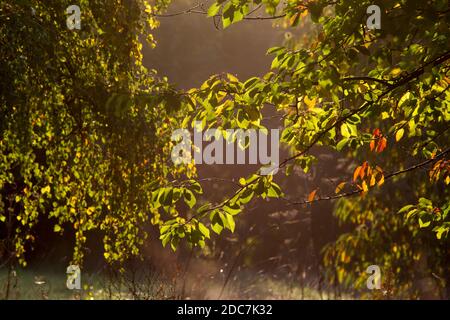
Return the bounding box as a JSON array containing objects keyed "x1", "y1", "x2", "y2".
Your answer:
[{"x1": 153, "y1": 4, "x2": 286, "y2": 21}]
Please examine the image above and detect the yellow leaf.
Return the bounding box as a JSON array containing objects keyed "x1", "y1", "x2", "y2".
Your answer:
[
  {"x1": 395, "y1": 128, "x2": 405, "y2": 142},
  {"x1": 304, "y1": 96, "x2": 317, "y2": 109},
  {"x1": 41, "y1": 185, "x2": 51, "y2": 194},
  {"x1": 215, "y1": 104, "x2": 225, "y2": 116},
  {"x1": 370, "y1": 175, "x2": 376, "y2": 187},
  {"x1": 362, "y1": 181, "x2": 369, "y2": 192},
  {"x1": 391, "y1": 68, "x2": 402, "y2": 76},
  {"x1": 353, "y1": 166, "x2": 361, "y2": 182},
  {"x1": 335, "y1": 182, "x2": 346, "y2": 194},
  {"x1": 337, "y1": 268, "x2": 345, "y2": 282}
]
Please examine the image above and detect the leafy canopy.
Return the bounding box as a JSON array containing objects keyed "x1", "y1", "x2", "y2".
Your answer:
[{"x1": 1, "y1": 0, "x2": 449, "y2": 271}]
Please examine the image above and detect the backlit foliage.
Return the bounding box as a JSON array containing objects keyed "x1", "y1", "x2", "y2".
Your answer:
[{"x1": 1, "y1": 0, "x2": 449, "y2": 297}]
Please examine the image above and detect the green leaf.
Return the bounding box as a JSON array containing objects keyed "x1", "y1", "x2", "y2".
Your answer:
[
  {"x1": 267, "y1": 47, "x2": 284, "y2": 55},
  {"x1": 189, "y1": 181, "x2": 203, "y2": 194},
  {"x1": 254, "y1": 178, "x2": 266, "y2": 196},
  {"x1": 161, "y1": 233, "x2": 171, "y2": 247},
  {"x1": 406, "y1": 208, "x2": 418, "y2": 219},
  {"x1": 163, "y1": 188, "x2": 173, "y2": 206},
  {"x1": 419, "y1": 218, "x2": 431, "y2": 228},
  {"x1": 267, "y1": 182, "x2": 283, "y2": 198},
  {"x1": 239, "y1": 188, "x2": 254, "y2": 204},
  {"x1": 183, "y1": 189, "x2": 196, "y2": 209},
  {"x1": 222, "y1": 2, "x2": 235, "y2": 28},
  {"x1": 243, "y1": 77, "x2": 260, "y2": 90},
  {"x1": 418, "y1": 197, "x2": 432, "y2": 206},
  {"x1": 210, "y1": 211, "x2": 224, "y2": 235},
  {"x1": 223, "y1": 204, "x2": 241, "y2": 215},
  {"x1": 198, "y1": 222, "x2": 210, "y2": 239},
  {"x1": 336, "y1": 138, "x2": 349, "y2": 151},
  {"x1": 207, "y1": 2, "x2": 221, "y2": 17},
  {"x1": 398, "y1": 204, "x2": 414, "y2": 214},
  {"x1": 434, "y1": 226, "x2": 448, "y2": 239},
  {"x1": 160, "y1": 224, "x2": 172, "y2": 235},
  {"x1": 170, "y1": 237, "x2": 179, "y2": 251},
  {"x1": 211, "y1": 223, "x2": 223, "y2": 235},
  {"x1": 225, "y1": 213, "x2": 235, "y2": 232},
  {"x1": 398, "y1": 92, "x2": 412, "y2": 108},
  {"x1": 341, "y1": 123, "x2": 351, "y2": 138}
]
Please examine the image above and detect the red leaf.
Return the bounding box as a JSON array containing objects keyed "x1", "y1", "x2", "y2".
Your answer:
[
  {"x1": 376, "y1": 137, "x2": 387, "y2": 153},
  {"x1": 373, "y1": 128, "x2": 381, "y2": 137},
  {"x1": 353, "y1": 166, "x2": 361, "y2": 182}
]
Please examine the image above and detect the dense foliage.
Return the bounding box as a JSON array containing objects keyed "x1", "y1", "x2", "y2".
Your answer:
[
  {"x1": 0, "y1": 0, "x2": 189, "y2": 265},
  {"x1": 1, "y1": 0, "x2": 449, "y2": 297}
]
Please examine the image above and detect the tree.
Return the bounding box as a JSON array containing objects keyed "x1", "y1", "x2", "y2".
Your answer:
[
  {"x1": 157, "y1": 0, "x2": 449, "y2": 243},
  {"x1": 0, "y1": 0, "x2": 190, "y2": 266},
  {"x1": 154, "y1": 0, "x2": 450, "y2": 297},
  {"x1": 1, "y1": 0, "x2": 449, "y2": 298}
]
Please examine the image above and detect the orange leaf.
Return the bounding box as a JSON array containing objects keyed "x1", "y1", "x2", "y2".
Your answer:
[
  {"x1": 353, "y1": 166, "x2": 361, "y2": 182},
  {"x1": 308, "y1": 189, "x2": 317, "y2": 202},
  {"x1": 360, "y1": 162, "x2": 367, "y2": 180},
  {"x1": 377, "y1": 174, "x2": 385, "y2": 187},
  {"x1": 375, "y1": 165, "x2": 383, "y2": 173},
  {"x1": 370, "y1": 140, "x2": 375, "y2": 151}
]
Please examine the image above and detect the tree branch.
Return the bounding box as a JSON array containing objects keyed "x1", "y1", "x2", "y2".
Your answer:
[
  {"x1": 287, "y1": 146, "x2": 450, "y2": 206},
  {"x1": 341, "y1": 76, "x2": 393, "y2": 87},
  {"x1": 153, "y1": 4, "x2": 286, "y2": 21},
  {"x1": 278, "y1": 50, "x2": 450, "y2": 169}
]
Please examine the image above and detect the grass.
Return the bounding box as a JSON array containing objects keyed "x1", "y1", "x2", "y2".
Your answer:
[{"x1": 0, "y1": 266, "x2": 347, "y2": 300}]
